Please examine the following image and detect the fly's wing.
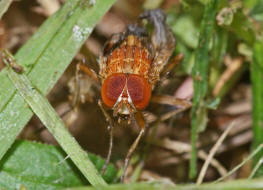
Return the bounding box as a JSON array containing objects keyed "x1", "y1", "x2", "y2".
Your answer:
[{"x1": 140, "y1": 9, "x2": 176, "y2": 86}]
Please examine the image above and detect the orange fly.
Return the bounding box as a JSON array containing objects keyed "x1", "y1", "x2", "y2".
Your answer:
[{"x1": 76, "y1": 9, "x2": 191, "y2": 182}]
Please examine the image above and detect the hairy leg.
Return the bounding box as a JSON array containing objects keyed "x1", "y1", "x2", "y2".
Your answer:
[
  {"x1": 151, "y1": 95, "x2": 192, "y2": 121},
  {"x1": 98, "y1": 100, "x2": 115, "y2": 174}
]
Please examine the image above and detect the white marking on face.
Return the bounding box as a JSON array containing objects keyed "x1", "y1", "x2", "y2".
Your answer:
[
  {"x1": 112, "y1": 76, "x2": 137, "y2": 114},
  {"x1": 112, "y1": 85, "x2": 126, "y2": 110}
]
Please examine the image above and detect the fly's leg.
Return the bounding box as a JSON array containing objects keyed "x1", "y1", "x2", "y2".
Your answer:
[
  {"x1": 121, "y1": 111, "x2": 146, "y2": 182},
  {"x1": 72, "y1": 63, "x2": 114, "y2": 174},
  {"x1": 60, "y1": 61, "x2": 100, "y2": 127},
  {"x1": 121, "y1": 129, "x2": 145, "y2": 182},
  {"x1": 67, "y1": 61, "x2": 100, "y2": 113},
  {"x1": 98, "y1": 100, "x2": 114, "y2": 174},
  {"x1": 151, "y1": 95, "x2": 192, "y2": 107},
  {"x1": 69, "y1": 63, "x2": 81, "y2": 113},
  {"x1": 78, "y1": 61, "x2": 100, "y2": 86},
  {"x1": 151, "y1": 95, "x2": 192, "y2": 121},
  {"x1": 160, "y1": 53, "x2": 184, "y2": 79}
]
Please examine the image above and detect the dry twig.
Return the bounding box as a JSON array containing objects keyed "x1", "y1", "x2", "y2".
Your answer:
[{"x1": 196, "y1": 121, "x2": 236, "y2": 185}]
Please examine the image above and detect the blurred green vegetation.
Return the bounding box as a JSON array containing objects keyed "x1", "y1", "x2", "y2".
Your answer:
[{"x1": 167, "y1": 0, "x2": 263, "y2": 180}]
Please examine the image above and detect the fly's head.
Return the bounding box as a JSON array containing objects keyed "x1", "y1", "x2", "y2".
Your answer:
[{"x1": 101, "y1": 73, "x2": 151, "y2": 121}]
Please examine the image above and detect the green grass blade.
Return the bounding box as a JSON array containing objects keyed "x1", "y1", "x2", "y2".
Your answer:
[
  {"x1": 4, "y1": 55, "x2": 107, "y2": 186},
  {"x1": 190, "y1": 0, "x2": 219, "y2": 179},
  {"x1": 62, "y1": 178, "x2": 263, "y2": 190},
  {"x1": 251, "y1": 41, "x2": 263, "y2": 177},
  {"x1": 0, "y1": 0, "x2": 115, "y2": 162},
  {"x1": 0, "y1": 1, "x2": 80, "y2": 109},
  {"x1": 0, "y1": 0, "x2": 12, "y2": 19}
]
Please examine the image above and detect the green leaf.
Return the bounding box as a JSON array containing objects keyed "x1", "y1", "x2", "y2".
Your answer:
[
  {"x1": 0, "y1": 0, "x2": 115, "y2": 175},
  {"x1": 0, "y1": 140, "x2": 117, "y2": 190},
  {"x1": 205, "y1": 98, "x2": 220, "y2": 110},
  {"x1": 250, "y1": 0, "x2": 263, "y2": 21},
  {"x1": 171, "y1": 16, "x2": 199, "y2": 49},
  {"x1": 227, "y1": 10, "x2": 255, "y2": 45}
]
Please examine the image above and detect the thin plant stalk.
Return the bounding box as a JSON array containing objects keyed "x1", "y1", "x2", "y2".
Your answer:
[
  {"x1": 190, "y1": 0, "x2": 219, "y2": 179},
  {"x1": 251, "y1": 41, "x2": 263, "y2": 176}
]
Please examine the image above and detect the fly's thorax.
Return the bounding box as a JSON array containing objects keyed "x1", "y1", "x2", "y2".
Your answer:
[{"x1": 99, "y1": 34, "x2": 152, "y2": 83}]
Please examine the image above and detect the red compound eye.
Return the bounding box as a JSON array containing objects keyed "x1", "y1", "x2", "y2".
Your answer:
[
  {"x1": 127, "y1": 74, "x2": 151, "y2": 110},
  {"x1": 101, "y1": 73, "x2": 126, "y2": 108}
]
